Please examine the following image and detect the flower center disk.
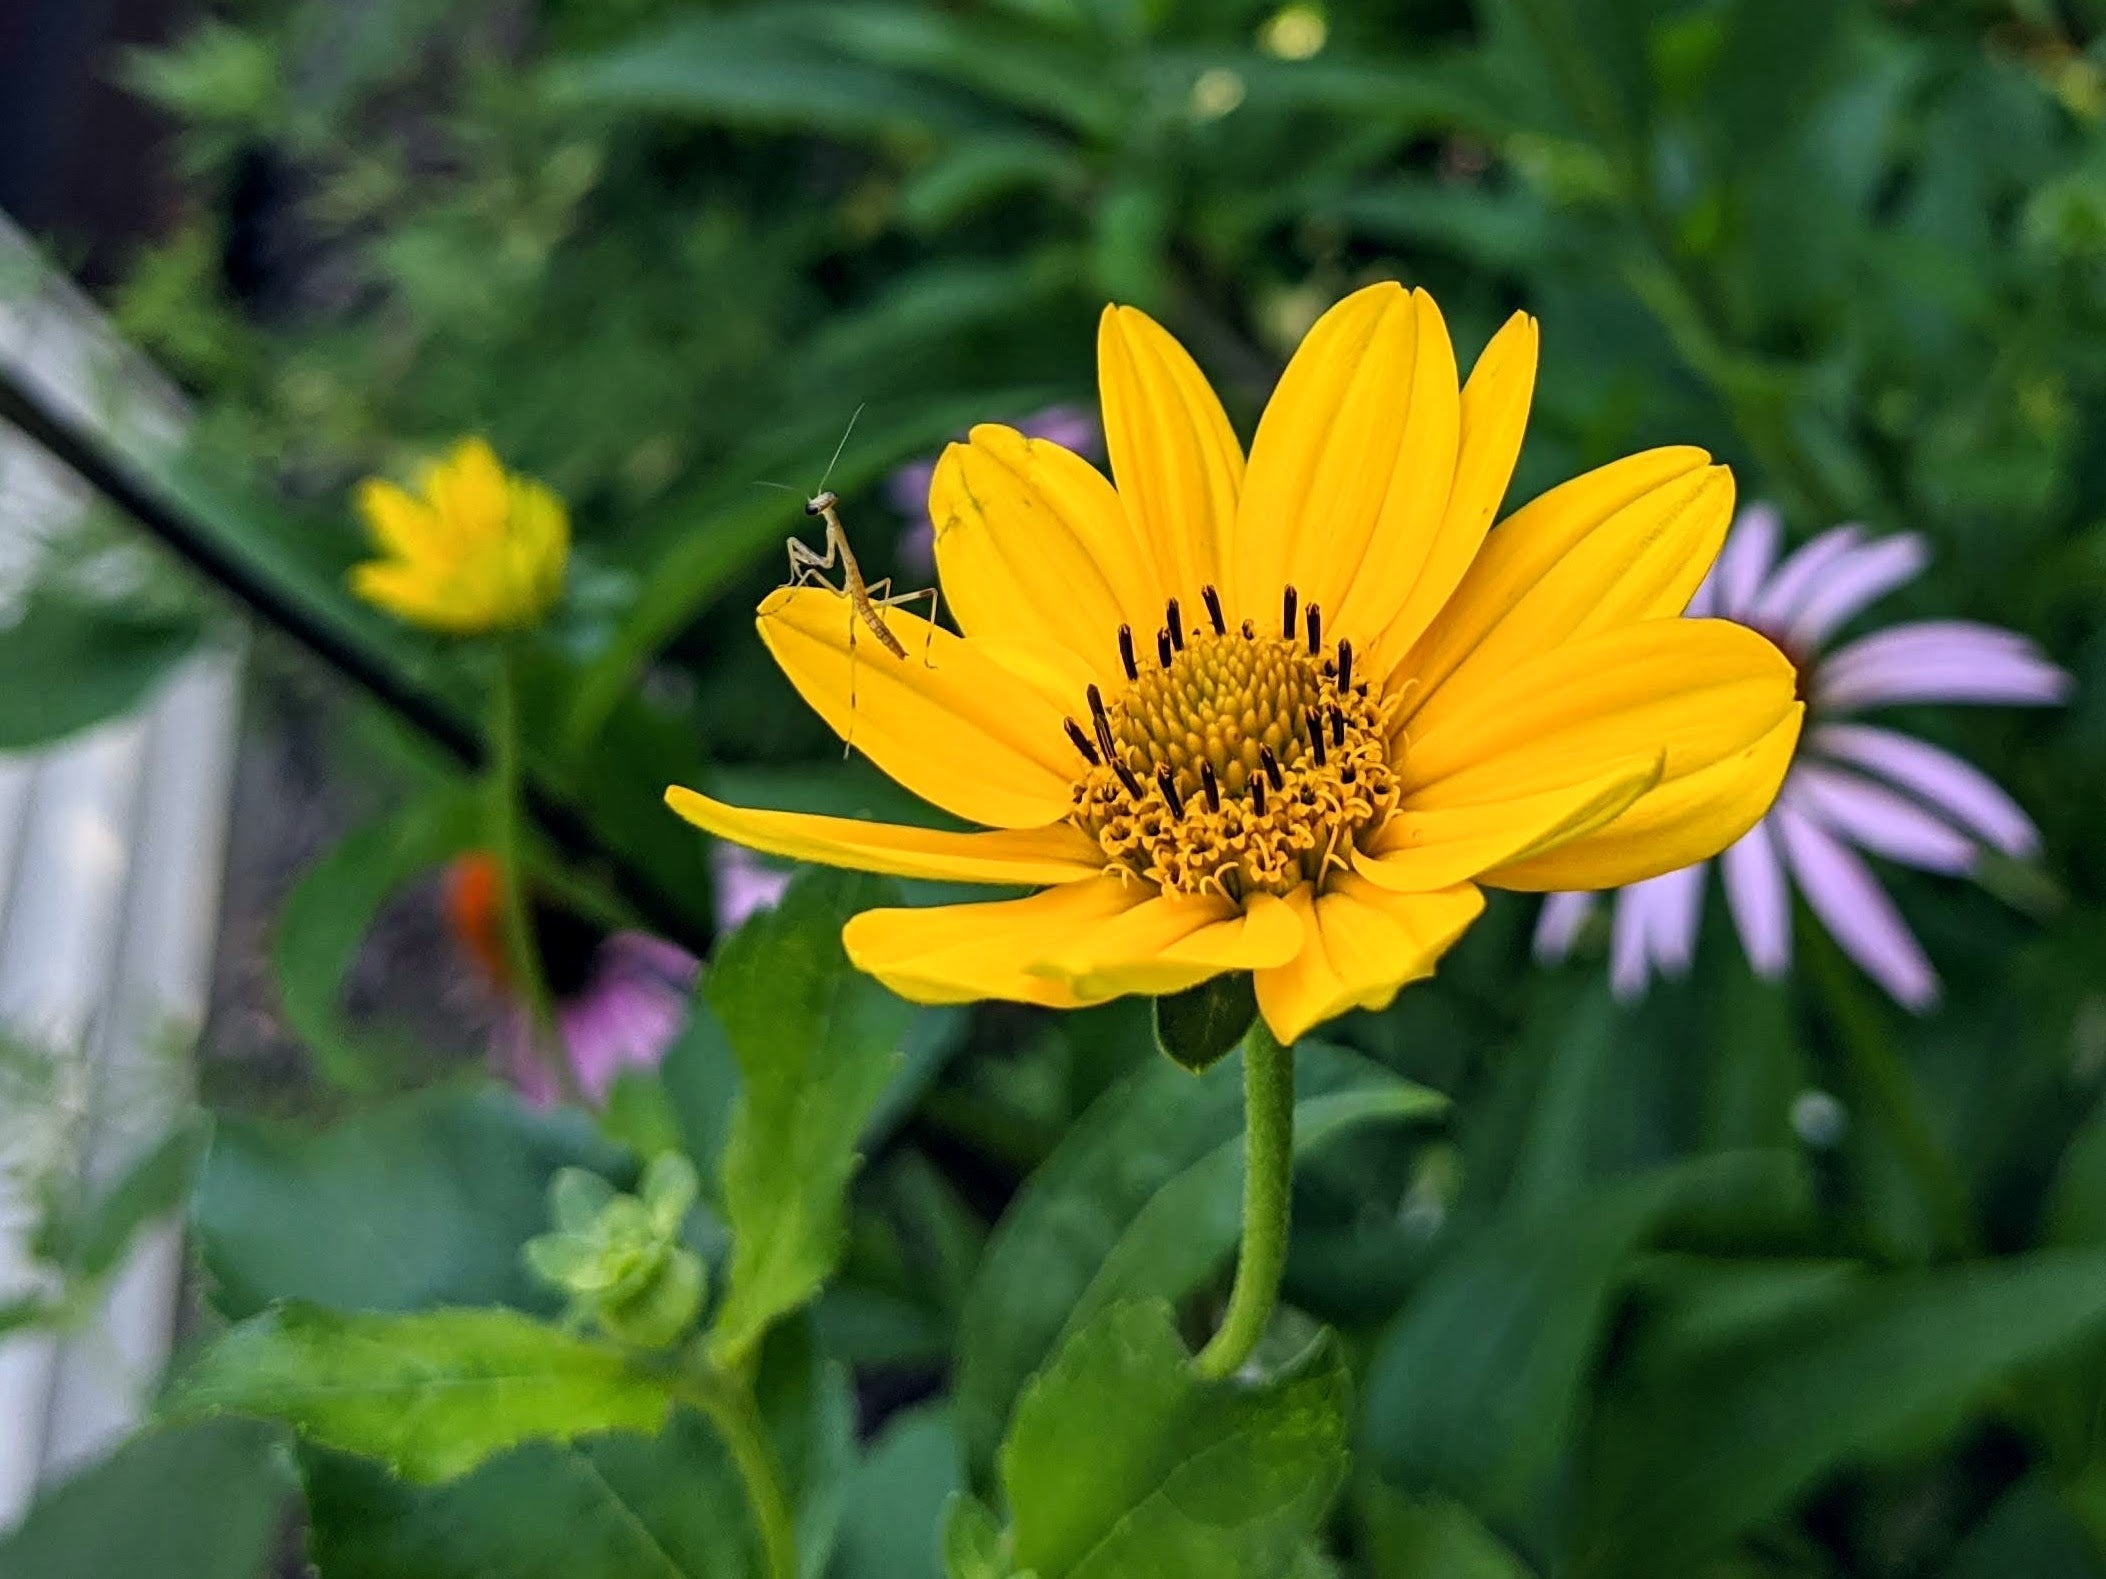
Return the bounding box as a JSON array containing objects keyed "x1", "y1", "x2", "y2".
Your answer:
[{"x1": 1066, "y1": 588, "x2": 1399, "y2": 900}]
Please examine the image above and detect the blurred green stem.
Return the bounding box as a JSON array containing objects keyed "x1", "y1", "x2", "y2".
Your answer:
[
  {"x1": 677, "y1": 1364, "x2": 797, "y2": 1579},
  {"x1": 1806, "y1": 926, "x2": 1981, "y2": 1259},
  {"x1": 490, "y1": 644, "x2": 580, "y2": 1105},
  {"x1": 1194, "y1": 1021, "x2": 1295, "y2": 1380}
]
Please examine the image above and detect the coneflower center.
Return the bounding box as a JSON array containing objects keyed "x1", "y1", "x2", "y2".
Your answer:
[{"x1": 1063, "y1": 585, "x2": 1399, "y2": 900}]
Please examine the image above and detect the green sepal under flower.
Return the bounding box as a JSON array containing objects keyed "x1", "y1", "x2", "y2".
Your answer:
[{"x1": 525, "y1": 1154, "x2": 707, "y2": 1349}]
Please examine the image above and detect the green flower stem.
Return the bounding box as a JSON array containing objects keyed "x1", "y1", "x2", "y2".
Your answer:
[
  {"x1": 489, "y1": 645, "x2": 581, "y2": 1105},
  {"x1": 678, "y1": 1366, "x2": 798, "y2": 1579},
  {"x1": 1194, "y1": 1019, "x2": 1295, "y2": 1381}
]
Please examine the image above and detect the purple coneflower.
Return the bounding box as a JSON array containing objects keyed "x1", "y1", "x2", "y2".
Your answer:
[
  {"x1": 1535, "y1": 506, "x2": 2069, "y2": 1009},
  {"x1": 446, "y1": 854, "x2": 699, "y2": 1107},
  {"x1": 889, "y1": 404, "x2": 1101, "y2": 577}
]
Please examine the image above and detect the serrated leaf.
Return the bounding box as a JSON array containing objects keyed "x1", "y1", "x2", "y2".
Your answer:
[
  {"x1": 272, "y1": 786, "x2": 486, "y2": 1090},
  {"x1": 168, "y1": 1304, "x2": 671, "y2": 1482},
  {"x1": 0, "y1": 1418, "x2": 291, "y2": 1579},
  {"x1": 1153, "y1": 973, "x2": 1257, "y2": 1074},
  {"x1": 192, "y1": 1085, "x2": 626, "y2": 1319},
  {"x1": 1578, "y1": 1249, "x2": 2106, "y2": 1576},
  {"x1": 958, "y1": 1042, "x2": 1440, "y2": 1467},
  {"x1": 0, "y1": 586, "x2": 202, "y2": 749},
  {"x1": 999, "y1": 1302, "x2": 1348, "y2": 1578},
  {"x1": 706, "y1": 868, "x2": 915, "y2": 1367},
  {"x1": 1361, "y1": 1153, "x2": 1802, "y2": 1518},
  {"x1": 943, "y1": 1492, "x2": 1009, "y2": 1579},
  {"x1": 301, "y1": 1415, "x2": 762, "y2": 1579}
]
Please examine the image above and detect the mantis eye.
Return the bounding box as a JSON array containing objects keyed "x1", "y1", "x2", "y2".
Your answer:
[{"x1": 803, "y1": 500, "x2": 822, "y2": 516}]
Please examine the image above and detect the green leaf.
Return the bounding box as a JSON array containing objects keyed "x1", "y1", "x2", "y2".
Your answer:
[
  {"x1": 957, "y1": 1042, "x2": 1440, "y2": 1467},
  {"x1": 301, "y1": 1413, "x2": 762, "y2": 1579},
  {"x1": 942, "y1": 1492, "x2": 1009, "y2": 1579},
  {"x1": 999, "y1": 1302, "x2": 1348, "y2": 1578},
  {"x1": 0, "y1": 587, "x2": 201, "y2": 749},
  {"x1": 706, "y1": 868, "x2": 916, "y2": 1367},
  {"x1": 168, "y1": 1303, "x2": 671, "y2": 1482},
  {"x1": 192, "y1": 1085, "x2": 626, "y2": 1318},
  {"x1": 1154, "y1": 974, "x2": 1257, "y2": 1074},
  {"x1": 272, "y1": 786, "x2": 486, "y2": 1090},
  {"x1": 1580, "y1": 1248, "x2": 2106, "y2": 1575},
  {"x1": 1357, "y1": 1483, "x2": 1535, "y2": 1578},
  {"x1": 0, "y1": 1418, "x2": 291, "y2": 1579},
  {"x1": 1361, "y1": 1153, "x2": 1802, "y2": 1518},
  {"x1": 546, "y1": 8, "x2": 1006, "y2": 137},
  {"x1": 834, "y1": 1405, "x2": 966, "y2": 1579}
]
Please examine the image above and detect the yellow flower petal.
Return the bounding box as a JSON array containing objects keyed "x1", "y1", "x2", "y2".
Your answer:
[
  {"x1": 1254, "y1": 877, "x2": 1484, "y2": 1043},
  {"x1": 425, "y1": 437, "x2": 508, "y2": 541},
  {"x1": 1486, "y1": 710, "x2": 1801, "y2": 889},
  {"x1": 1356, "y1": 753, "x2": 1661, "y2": 892},
  {"x1": 664, "y1": 786, "x2": 1105, "y2": 885},
  {"x1": 843, "y1": 878, "x2": 1146, "y2": 1007},
  {"x1": 929, "y1": 424, "x2": 1162, "y2": 680},
  {"x1": 1400, "y1": 447, "x2": 1728, "y2": 727},
  {"x1": 355, "y1": 479, "x2": 440, "y2": 560},
  {"x1": 757, "y1": 586, "x2": 1080, "y2": 829},
  {"x1": 1359, "y1": 309, "x2": 1538, "y2": 674},
  {"x1": 1398, "y1": 619, "x2": 1801, "y2": 889},
  {"x1": 1234, "y1": 285, "x2": 1459, "y2": 627},
  {"x1": 1098, "y1": 304, "x2": 1244, "y2": 607},
  {"x1": 349, "y1": 561, "x2": 491, "y2": 633},
  {"x1": 1038, "y1": 888, "x2": 1304, "y2": 998}
]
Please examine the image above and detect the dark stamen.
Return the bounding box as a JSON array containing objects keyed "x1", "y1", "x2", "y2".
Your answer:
[
  {"x1": 1241, "y1": 618, "x2": 1256, "y2": 640},
  {"x1": 1166, "y1": 598, "x2": 1185, "y2": 650},
  {"x1": 1064, "y1": 717, "x2": 1100, "y2": 765},
  {"x1": 1118, "y1": 624, "x2": 1139, "y2": 681},
  {"x1": 1282, "y1": 585, "x2": 1299, "y2": 639},
  {"x1": 1156, "y1": 765, "x2": 1185, "y2": 819},
  {"x1": 1305, "y1": 602, "x2": 1322, "y2": 655},
  {"x1": 1259, "y1": 744, "x2": 1286, "y2": 790},
  {"x1": 1306, "y1": 711, "x2": 1327, "y2": 766},
  {"x1": 1157, "y1": 627, "x2": 1174, "y2": 668},
  {"x1": 1113, "y1": 757, "x2": 1145, "y2": 799},
  {"x1": 1088, "y1": 684, "x2": 1118, "y2": 762},
  {"x1": 1336, "y1": 638, "x2": 1353, "y2": 694},
  {"x1": 1251, "y1": 775, "x2": 1267, "y2": 816},
  {"x1": 1200, "y1": 760, "x2": 1222, "y2": 812},
  {"x1": 1201, "y1": 584, "x2": 1227, "y2": 634},
  {"x1": 1341, "y1": 764, "x2": 1356, "y2": 785},
  {"x1": 1330, "y1": 706, "x2": 1345, "y2": 748}
]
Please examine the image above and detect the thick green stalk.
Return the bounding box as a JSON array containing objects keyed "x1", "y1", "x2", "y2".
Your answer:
[
  {"x1": 1194, "y1": 1020, "x2": 1296, "y2": 1381},
  {"x1": 489, "y1": 646, "x2": 580, "y2": 1105},
  {"x1": 678, "y1": 1367, "x2": 798, "y2": 1579}
]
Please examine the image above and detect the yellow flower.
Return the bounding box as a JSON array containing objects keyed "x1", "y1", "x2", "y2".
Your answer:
[
  {"x1": 667, "y1": 284, "x2": 1803, "y2": 1043},
  {"x1": 351, "y1": 437, "x2": 569, "y2": 633}
]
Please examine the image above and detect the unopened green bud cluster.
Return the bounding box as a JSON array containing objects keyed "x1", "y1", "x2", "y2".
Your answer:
[{"x1": 524, "y1": 1154, "x2": 706, "y2": 1348}]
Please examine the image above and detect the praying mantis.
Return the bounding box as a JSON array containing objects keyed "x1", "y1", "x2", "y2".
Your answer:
[{"x1": 772, "y1": 408, "x2": 940, "y2": 753}]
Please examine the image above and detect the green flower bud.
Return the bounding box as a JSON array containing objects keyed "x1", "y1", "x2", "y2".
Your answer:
[{"x1": 524, "y1": 1158, "x2": 708, "y2": 1348}]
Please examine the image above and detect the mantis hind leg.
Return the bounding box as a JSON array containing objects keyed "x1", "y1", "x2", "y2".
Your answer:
[
  {"x1": 867, "y1": 582, "x2": 942, "y2": 668},
  {"x1": 842, "y1": 611, "x2": 858, "y2": 761}
]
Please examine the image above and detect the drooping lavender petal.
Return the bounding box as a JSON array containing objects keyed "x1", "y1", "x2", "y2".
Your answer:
[
  {"x1": 557, "y1": 943, "x2": 695, "y2": 1104},
  {"x1": 1818, "y1": 621, "x2": 2072, "y2": 711},
  {"x1": 1639, "y1": 862, "x2": 1707, "y2": 976},
  {"x1": 1811, "y1": 722, "x2": 2041, "y2": 857},
  {"x1": 1712, "y1": 503, "x2": 1782, "y2": 619},
  {"x1": 1749, "y1": 524, "x2": 1862, "y2": 630},
  {"x1": 1533, "y1": 889, "x2": 1597, "y2": 962},
  {"x1": 1789, "y1": 761, "x2": 1978, "y2": 875},
  {"x1": 884, "y1": 456, "x2": 938, "y2": 525},
  {"x1": 1773, "y1": 803, "x2": 1940, "y2": 1011},
  {"x1": 1609, "y1": 884, "x2": 1658, "y2": 1001},
  {"x1": 1721, "y1": 818, "x2": 1792, "y2": 977},
  {"x1": 1024, "y1": 402, "x2": 1104, "y2": 459},
  {"x1": 1784, "y1": 532, "x2": 1928, "y2": 652}
]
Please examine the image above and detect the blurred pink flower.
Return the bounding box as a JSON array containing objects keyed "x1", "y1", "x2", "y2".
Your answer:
[
  {"x1": 890, "y1": 404, "x2": 1101, "y2": 577},
  {"x1": 448, "y1": 854, "x2": 698, "y2": 1107},
  {"x1": 1534, "y1": 506, "x2": 2070, "y2": 1010}
]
